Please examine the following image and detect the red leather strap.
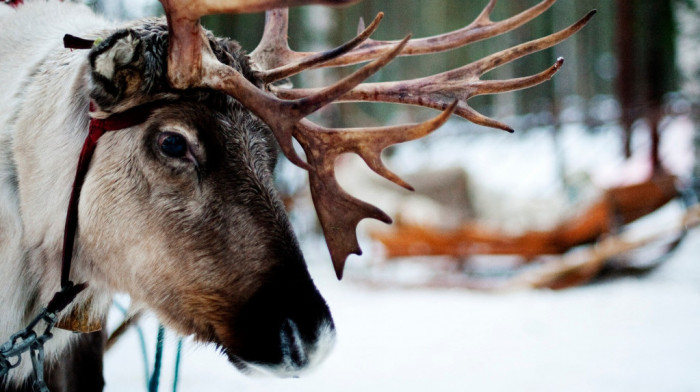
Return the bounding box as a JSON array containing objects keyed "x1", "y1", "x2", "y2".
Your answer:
[
  {"x1": 60, "y1": 101, "x2": 161, "y2": 289},
  {"x1": 56, "y1": 32, "x2": 164, "y2": 313},
  {"x1": 63, "y1": 34, "x2": 95, "y2": 50}
]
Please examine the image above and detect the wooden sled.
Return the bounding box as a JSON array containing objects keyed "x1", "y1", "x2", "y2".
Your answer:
[{"x1": 367, "y1": 173, "x2": 695, "y2": 290}]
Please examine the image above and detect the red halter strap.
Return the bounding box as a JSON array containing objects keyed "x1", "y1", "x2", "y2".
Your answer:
[
  {"x1": 59, "y1": 102, "x2": 161, "y2": 292},
  {"x1": 46, "y1": 35, "x2": 162, "y2": 315},
  {"x1": 46, "y1": 101, "x2": 160, "y2": 313}
]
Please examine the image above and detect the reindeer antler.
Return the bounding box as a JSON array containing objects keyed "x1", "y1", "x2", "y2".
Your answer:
[
  {"x1": 157, "y1": 0, "x2": 595, "y2": 279},
  {"x1": 269, "y1": 9, "x2": 596, "y2": 131}
]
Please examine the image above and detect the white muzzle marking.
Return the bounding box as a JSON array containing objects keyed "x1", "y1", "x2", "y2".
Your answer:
[{"x1": 247, "y1": 319, "x2": 336, "y2": 378}]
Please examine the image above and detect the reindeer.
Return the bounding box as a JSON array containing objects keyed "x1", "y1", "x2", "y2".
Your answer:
[{"x1": 0, "y1": 0, "x2": 593, "y2": 390}]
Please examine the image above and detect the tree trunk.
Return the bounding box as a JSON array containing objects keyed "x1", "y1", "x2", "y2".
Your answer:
[
  {"x1": 641, "y1": 0, "x2": 677, "y2": 174},
  {"x1": 615, "y1": 0, "x2": 635, "y2": 158}
]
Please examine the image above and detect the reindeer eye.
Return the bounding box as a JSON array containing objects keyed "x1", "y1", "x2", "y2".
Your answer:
[{"x1": 159, "y1": 133, "x2": 188, "y2": 158}]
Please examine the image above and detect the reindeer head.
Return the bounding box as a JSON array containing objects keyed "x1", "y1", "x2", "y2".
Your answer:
[
  {"x1": 68, "y1": 0, "x2": 592, "y2": 377},
  {"x1": 76, "y1": 22, "x2": 334, "y2": 375}
]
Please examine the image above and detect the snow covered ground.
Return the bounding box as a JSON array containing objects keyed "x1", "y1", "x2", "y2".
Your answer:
[
  {"x1": 104, "y1": 115, "x2": 700, "y2": 392},
  {"x1": 105, "y1": 228, "x2": 700, "y2": 392}
]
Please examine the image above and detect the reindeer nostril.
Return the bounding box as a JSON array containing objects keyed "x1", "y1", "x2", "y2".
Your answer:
[{"x1": 280, "y1": 319, "x2": 307, "y2": 369}]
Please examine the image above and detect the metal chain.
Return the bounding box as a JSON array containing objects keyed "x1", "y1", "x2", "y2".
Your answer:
[{"x1": 0, "y1": 308, "x2": 58, "y2": 392}]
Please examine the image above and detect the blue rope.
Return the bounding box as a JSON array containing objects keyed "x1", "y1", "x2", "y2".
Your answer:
[
  {"x1": 113, "y1": 301, "x2": 150, "y2": 385},
  {"x1": 172, "y1": 338, "x2": 184, "y2": 392},
  {"x1": 111, "y1": 301, "x2": 184, "y2": 392},
  {"x1": 148, "y1": 325, "x2": 166, "y2": 392}
]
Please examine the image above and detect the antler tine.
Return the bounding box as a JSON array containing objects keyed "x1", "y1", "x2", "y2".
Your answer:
[
  {"x1": 295, "y1": 102, "x2": 458, "y2": 278},
  {"x1": 292, "y1": 0, "x2": 558, "y2": 68},
  {"x1": 469, "y1": 57, "x2": 564, "y2": 95},
  {"x1": 256, "y1": 11, "x2": 384, "y2": 83},
  {"x1": 249, "y1": 8, "x2": 291, "y2": 71},
  {"x1": 468, "y1": 10, "x2": 595, "y2": 78},
  {"x1": 272, "y1": 11, "x2": 595, "y2": 132}
]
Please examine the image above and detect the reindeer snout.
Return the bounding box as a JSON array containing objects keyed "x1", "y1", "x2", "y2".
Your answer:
[
  {"x1": 277, "y1": 318, "x2": 336, "y2": 377},
  {"x1": 222, "y1": 264, "x2": 336, "y2": 377},
  {"x1": 231, "y1": 313, "x2": 336, "y2": 378}
]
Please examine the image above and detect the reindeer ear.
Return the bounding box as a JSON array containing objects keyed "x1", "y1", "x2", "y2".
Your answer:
[
  {"x1": 91, "y1": 30, "x2": 139, "y2": 80},
  {"x1": 88, "y1": 29, "x2": 148, "y2": 111}
]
